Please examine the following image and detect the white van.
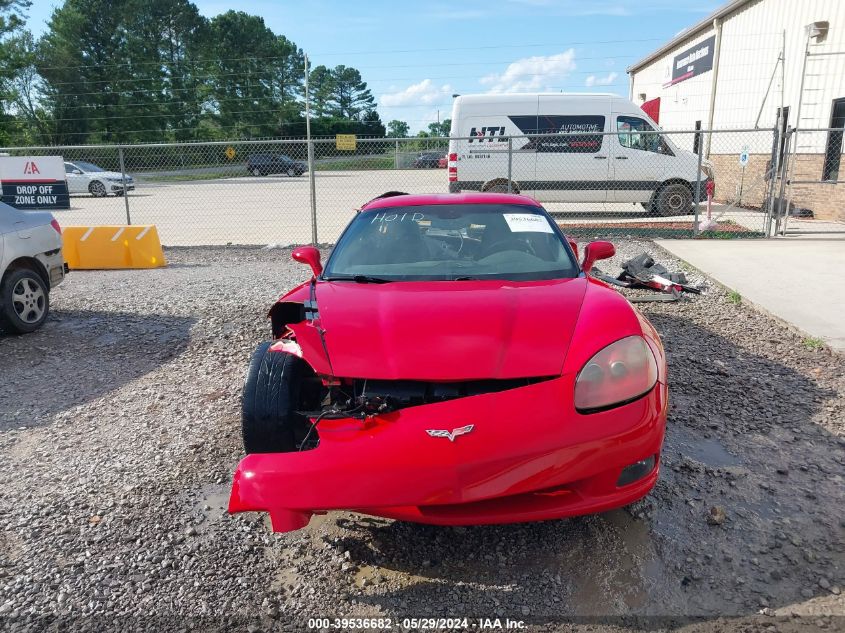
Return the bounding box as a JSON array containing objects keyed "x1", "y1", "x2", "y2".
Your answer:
[{"x1": 447, "y1": 93, "x2": 711, "y2": 216}]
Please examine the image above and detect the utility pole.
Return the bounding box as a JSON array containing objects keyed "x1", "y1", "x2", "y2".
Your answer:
[{"x1": 304, "y1": 54, "x2": 318, "y2": 245}]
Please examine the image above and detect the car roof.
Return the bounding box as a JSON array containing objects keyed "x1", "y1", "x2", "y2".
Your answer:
[{"x1": 360, "y1": 192, "x2": 542, "y2": 210}]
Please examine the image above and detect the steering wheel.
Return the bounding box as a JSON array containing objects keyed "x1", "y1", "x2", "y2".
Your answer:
[{"x1": 479, "y1": 237, "x2": 535, "y2": 259}]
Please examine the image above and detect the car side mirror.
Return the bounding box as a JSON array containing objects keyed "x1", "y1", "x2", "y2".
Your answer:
[
  {"x1": 72, "y1": 169, "x2": 82, "y2": 174},
  {"x1": 292, "y1": 246, "x2": 323, "y2": 277},
  {"x1": 582, "y1": 240, "x2": 615, "y2": 274}
]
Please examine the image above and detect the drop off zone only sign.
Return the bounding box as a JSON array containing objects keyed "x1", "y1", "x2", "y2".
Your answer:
[{"x1": 0, "y1": 156, "x2": 70, "y2": 210}]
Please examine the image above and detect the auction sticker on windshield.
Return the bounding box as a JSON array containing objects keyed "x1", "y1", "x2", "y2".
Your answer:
[{"x1": 503, "y1": 213, "x2": 554, "y2": 233}]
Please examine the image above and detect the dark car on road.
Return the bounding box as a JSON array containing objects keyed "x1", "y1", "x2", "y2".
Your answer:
[
  {"x1": 412, "y1": 152, "x2": 446, "y2": 169},
  {"x1": 246, "y1": 153, "x2": 307, "y2": 177}
]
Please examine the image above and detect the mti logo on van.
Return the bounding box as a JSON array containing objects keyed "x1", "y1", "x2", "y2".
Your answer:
[{"x1": 468, "y1": 126, "x2": 506, "y2": 142}]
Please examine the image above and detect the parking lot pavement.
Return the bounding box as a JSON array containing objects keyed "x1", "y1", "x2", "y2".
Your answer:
[
  {"x1": 51, "y1": 171, "x2": 763, "y2": 246},
  {"x1": 657, "y1": 238, "x2": 845, "y2": 351},
  {"x1": 1, "y1": 242, "x2": 843, "y2": 630}
]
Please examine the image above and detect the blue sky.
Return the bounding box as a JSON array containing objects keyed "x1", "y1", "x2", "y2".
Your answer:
[{"x1": 25, "y1": 0, "x2": 722, "y2": 132}]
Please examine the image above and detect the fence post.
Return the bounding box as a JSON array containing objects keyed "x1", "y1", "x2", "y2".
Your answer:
[
  {"x1": 764, "y1": 125, "x2": 780, "y2": 236},
  {"x1": 692, "y1": 138, "x2": 703, "y2": 237},
  {"x1": 308, "y1": 139, "x2": 317, "y2": 245},
  {"x1": 507, "y1": 137, "x2": 513, "y2": 193},
  {"x1": 395, "y1": 140, "x2": 399, "y2": 169},
  {"x1": 118, "y1": 146, "x2": 131, "y2": 225},
  {"x1": 774, "y1": 127, "x2": 793, "y2": 236}
]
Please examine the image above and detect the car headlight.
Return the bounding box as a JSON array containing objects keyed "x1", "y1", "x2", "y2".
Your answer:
[{"x1": 574, "y1": 336, "x2": 658, "y2": 413}]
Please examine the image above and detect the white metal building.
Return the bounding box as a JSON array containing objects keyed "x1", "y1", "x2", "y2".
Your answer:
[{"x1": 627, "y1": 0, "x2": 845, "y2": 220}]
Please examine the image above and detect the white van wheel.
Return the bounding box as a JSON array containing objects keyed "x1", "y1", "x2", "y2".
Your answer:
[
  {"x1": 655, "y1": 184, "x2": 692, "y2": 216},
  {"x1": 481, "y1": 178, "x2": 520, "y2": 194}
]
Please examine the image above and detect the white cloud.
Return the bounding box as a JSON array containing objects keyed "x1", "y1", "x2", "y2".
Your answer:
[
  {"x1": 480, "y1": 50, "x2": 576, "y2": 94},
  {"x1": 380, "y1": 79, "x2": 453, "y2": 107},
  {"x1": 585, "y1": 72, "x2": 619, "y2": 87}
]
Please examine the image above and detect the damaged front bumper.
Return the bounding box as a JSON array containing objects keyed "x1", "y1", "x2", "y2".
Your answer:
[{"x1": 229, "y1": 375, "x2": 668, "y2": 532}]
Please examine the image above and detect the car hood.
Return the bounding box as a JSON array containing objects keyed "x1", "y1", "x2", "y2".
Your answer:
[{"x1": 310, "y1": 278, "x2": 588, "y2": 380}]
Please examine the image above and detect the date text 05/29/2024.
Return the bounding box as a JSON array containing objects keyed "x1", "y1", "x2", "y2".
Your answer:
[{"x1": 307, "y1": 617, "x2": 527, "y2": 630}]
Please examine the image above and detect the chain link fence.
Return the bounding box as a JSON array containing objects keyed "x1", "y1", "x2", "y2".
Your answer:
[{"x1": 3, "y1": 127, "x2": 840, "y2": 245}]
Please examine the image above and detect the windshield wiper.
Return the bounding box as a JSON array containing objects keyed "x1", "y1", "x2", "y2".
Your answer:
[
  {"x1": 451, "y1": 276, "x2": 479, "y2": 281},
  {"x1": 322, "y1": 275, "x2": 393, "y2": 284}
]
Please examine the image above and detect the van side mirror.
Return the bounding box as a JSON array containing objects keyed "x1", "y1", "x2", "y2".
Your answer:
[{"x1": 582, "y1": 241, "x2": 615, "y2": 274}]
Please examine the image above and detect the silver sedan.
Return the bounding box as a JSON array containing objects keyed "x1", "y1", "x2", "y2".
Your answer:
[{"x1": 0, "y1": 202, "x2": 66, "y2": 333}]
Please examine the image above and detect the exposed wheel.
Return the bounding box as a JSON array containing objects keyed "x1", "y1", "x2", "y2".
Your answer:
[
  {"x1": 655, "y1": 183, "x2": 692, "y2": 216},
  {"x1": 0, "y1": 268, "x2": 49, "y2": 334},
  {"x1": 481, "y1": 178, "x2": 520, "y2": 194},
  {"x1": 241, "y1": 342, "x2": 306, "y2": 454},
  {"x1": 88, "y1": 180, "x2": 107, "y2": 197},
  {"x1": 287, "y1": 167, "x2": 296, "y2": 177},
  {"x1": 251, "y1": 167, "x2": 262, "y2": 177}
]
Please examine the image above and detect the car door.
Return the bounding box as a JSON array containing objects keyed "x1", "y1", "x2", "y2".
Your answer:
[
  {"x1": 64, "y1": 162, "x2": 86, "y2": 194},
  {"x1": 610, "y1": 115, "x2": 670, "y2": 203},
  {"x1": 535, "y1": 96, "x2": 609, "y2": 202}
]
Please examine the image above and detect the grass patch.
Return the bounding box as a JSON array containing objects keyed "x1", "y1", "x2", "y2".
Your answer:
[
  {"x1": 313, "y1": 156, "x2": 395, "y2": 171},
  {"x1": 727, "y1": 290, "x2": 742, "y2": 305},
  {"x1": 141, "y1": 171, "x2": 238, "y2": 183},
  {"x1": 803, "y1": 337, "x2": 825, "y2": 351}
]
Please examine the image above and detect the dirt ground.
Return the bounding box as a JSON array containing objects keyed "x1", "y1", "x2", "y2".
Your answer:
[{"x1": 0, "y1": 242, "x2": 842, "y2": 632}]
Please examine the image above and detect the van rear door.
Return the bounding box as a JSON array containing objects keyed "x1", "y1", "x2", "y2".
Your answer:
[{"x1": 534, "y1": 95, "x2": 609, "y2": 203}]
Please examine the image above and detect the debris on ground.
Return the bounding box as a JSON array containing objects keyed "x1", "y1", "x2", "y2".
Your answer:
[{"x1": 592, "y1": 252, "x2": 702, "y2": 302}]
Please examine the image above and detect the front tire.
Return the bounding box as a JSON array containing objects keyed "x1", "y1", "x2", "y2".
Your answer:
[
  {"x1": 287, "y1": 167, "x2": 296, "y2": 177},
  {"x1": 251, "y1": 167, "x2": 262, "y2": 177},
  {"x1": 654, "y1": 184, "x2": 692, "y2": 216},
  {"x1": 241, "y1": 342, "x2": 305, "y2": 454},
  {"x1": 88, "y1": 180, "x2": 107, "y2": 197},
  {"x1": 0, "y1": 268, "x2": 49, "y2": 334}
]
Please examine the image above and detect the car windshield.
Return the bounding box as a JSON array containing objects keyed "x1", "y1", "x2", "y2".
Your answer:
[
  {"x1": 324, "y1": 204, "x2": 578, "y2": 282},
  {"x1": 75, "y1": 161, "x2": 105, "y2": 172}
]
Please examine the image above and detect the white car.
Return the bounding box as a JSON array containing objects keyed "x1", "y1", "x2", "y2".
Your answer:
[
  {"x1": 0, "y1": 202, "x2": 66, "y2": 333},
  {"x1": 64, "y1": 161, "x2": 135, "y2": 197}
]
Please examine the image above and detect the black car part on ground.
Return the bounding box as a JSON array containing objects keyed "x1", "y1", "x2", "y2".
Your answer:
[
  {"x1": 618, "y1": 252, "x2": 701, "y2": 294},
  {"x1": 591, "y1": 252, "x2": 701, "y2": 301}
]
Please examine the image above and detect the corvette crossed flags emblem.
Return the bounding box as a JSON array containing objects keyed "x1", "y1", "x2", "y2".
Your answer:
[{"x1": 425, "y1": 424, "x2": 474, "y2": 442}]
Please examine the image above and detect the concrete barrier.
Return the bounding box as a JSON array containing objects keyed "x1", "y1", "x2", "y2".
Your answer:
[{"x1": 62, "y1": 225, "x2": 166, "y2": 270}]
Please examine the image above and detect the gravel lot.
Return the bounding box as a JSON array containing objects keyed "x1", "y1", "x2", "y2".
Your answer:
[{"x1": 0, "y1": 241, "x2": 843, "y2": 632}]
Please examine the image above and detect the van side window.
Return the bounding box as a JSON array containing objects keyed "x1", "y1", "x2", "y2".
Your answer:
[{"x1": 617, "y1": 116, "x2": 666, "y2": 154}]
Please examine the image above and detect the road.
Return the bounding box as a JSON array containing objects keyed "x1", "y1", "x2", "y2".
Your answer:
[{"x1": 51, "y1": 170, "x2": 769, "y2": 246}]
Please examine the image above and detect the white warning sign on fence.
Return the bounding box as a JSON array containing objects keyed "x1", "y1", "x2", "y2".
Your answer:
[{"x1": 738, "y1": 146, "x2": 749, "y2": 167}]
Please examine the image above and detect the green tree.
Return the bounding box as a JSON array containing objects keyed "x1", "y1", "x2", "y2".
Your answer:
[
  {"x1": 37, "y1": 0, "x2": 127, "y2": 143},
  {"x1": 0, "y1": 0, "x2": 33, "y2": 143},
  {"x1": 427, "y1": 118, "x2": 451, "y2": 137},
  {"x1": 327, "y1": 65, "x2": 374, "y2": 120},
  {"x1": 308, "y1": 64, "x2": 334, "y2": 118},
  {"x1": 201, "y1": 11, "x2": 303, "y2": 139},
  {"x1": 387, "y1": 119, "x2": 409, "y2": 138}
]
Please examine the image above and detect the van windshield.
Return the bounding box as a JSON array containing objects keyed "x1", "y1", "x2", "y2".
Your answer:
[{"x1": 324, "y1": 204, "x2": 578, "y2": 282}]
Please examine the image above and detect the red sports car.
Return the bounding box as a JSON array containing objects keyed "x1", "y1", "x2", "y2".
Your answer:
[{"x1": 229, "y1": 193, "x2": 668, "y2": 533}]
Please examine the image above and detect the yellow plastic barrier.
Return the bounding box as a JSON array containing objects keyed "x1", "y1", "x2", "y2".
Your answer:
[{"x1": 62, "y1": 225, "x2": 166, "y2": 270}]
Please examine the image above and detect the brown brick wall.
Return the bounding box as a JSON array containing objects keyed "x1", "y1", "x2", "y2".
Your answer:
[{"x1": 708, "y1": 152, "x2": 845, "y2": 222}]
